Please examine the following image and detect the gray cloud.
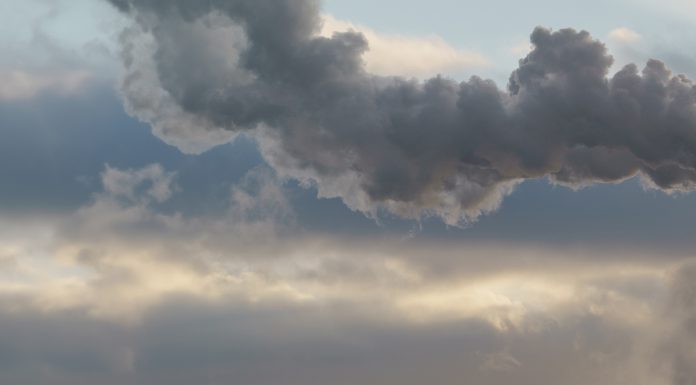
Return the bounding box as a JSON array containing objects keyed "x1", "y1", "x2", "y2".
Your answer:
[
  {"x1": 663, "y1": 263, "x2": 696, "y2": 385},
  {"x1": 0, "y1": 293, "x2": 663, "y2": 385},
  {"x1": 107, "y1": 0, "x2": 696, "y2": 225}
]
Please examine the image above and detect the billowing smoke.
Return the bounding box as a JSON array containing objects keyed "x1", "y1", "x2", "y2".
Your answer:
[{"x1": 108, "y1": 0, "x2": 696, "y2": 224}]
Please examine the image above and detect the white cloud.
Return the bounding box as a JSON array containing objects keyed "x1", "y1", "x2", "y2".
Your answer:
[
  {"x1": 320, "y1": 15, "x2": 488, "y2": 78},
  {"x1": 609, "y1": 27, "x2": 642, "y2": 44},
  {"x1": 509, "y1": 42, "x2": 533, "y2": 56}
]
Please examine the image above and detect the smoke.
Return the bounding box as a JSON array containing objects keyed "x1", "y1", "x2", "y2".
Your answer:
[{"x1": 107, "y1": 0, "x2": 696, "y2": 224}]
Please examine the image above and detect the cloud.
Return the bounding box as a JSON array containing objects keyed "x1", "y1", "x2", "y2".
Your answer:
[
  {"x1": 0, "y1": 70, "x2": 92, "y2": 101},
  {"x1": 319, "y1": 14, "x2": 488, "y2": 78},
  {"x1": 0, "y1": 0, "x2": 124, "y2": 101},
  {"x1": 609, "y1": 27, "x2": 642, "y2": 44},
  {"x1": 661, "y1": 263, "x2": 696, "y2": 385},
  {"x1": 106, "y1": 0, "x2": 696, "y2": 227},
  {"x1": 3, "y1": 2, "x2": 696, "y2": 383},
  {"x1": 479, "y1": 348, "x2": 523, "y2": 372},
  {"x1": 509, "y1": 41, "x2": 533, "y2": 55},
  {"x1": 0, "y1": 163, "x2": 671, "y2": 325},
  {"x1": 0, "y1": 161, "x2": 690, "y2": 384},
  {"x1": 0, "y1": 164, "x2": 676, "y2": 320},
  {"x1": 1, "y1": 163, "x2": 297, "y2": 322},
  {"x1": 101, "y1": 163, "x2": 176, "y2": 204}
]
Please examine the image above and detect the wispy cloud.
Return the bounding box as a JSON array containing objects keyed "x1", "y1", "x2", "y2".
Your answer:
[
  {"x1": 609, "y1": 27, "x2": 642, "y2": 44},
  {"x1": 0, "y1": 70, "x2": 92, "y2": 101}
]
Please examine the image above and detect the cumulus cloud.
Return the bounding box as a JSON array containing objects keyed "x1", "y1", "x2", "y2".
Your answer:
[{"x1": 105, "y1": 0, "x2": 696, "y2": 225}]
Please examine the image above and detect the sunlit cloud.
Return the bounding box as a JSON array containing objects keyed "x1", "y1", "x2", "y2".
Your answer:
[
  {"x1": 609, "y1": 27, "x2": 642, "y2": 44},
  {"x1": 320, "y1": 14, "x2": 488, "y2": 78}
]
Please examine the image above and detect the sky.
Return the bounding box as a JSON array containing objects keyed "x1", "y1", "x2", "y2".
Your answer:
[{"x1": 1, "y1": 1, "x2": 696, "y2": 384}]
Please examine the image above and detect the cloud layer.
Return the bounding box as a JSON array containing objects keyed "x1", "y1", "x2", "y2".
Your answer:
[
  {"x1": 0, "y1": 162, "x2": 691, "y2": 385},
  {"x1": 3, "y1": 2, "x2": 696, "y2": 384}
]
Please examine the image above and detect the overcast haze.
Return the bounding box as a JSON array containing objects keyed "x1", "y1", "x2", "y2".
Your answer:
[{"x1": 1, "y1": 1, "x2": 696, "y2": 384}]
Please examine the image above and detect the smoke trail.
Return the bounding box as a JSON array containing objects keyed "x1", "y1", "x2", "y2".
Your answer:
[{"x1": 108, "y1": 0, "x2": 696, "y2": 224}]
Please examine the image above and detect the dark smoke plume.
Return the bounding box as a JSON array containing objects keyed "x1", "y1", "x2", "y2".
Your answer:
[{"x1": 108, "y1": 0, "x2": 696, "y2": 224}]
